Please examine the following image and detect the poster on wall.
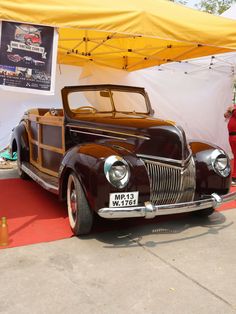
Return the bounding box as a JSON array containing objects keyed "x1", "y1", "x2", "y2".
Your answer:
[{"x1": 0, "y1": 21, "x2": 58, "y2": 95}]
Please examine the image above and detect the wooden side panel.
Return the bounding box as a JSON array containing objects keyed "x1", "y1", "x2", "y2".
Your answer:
[
  {"x1": 42, "y1": 150, "x2": 63, "y2": 172},
  {"x1": 27, "y1": 113, "x2": 65, "y2": 177},
  {"x1": 31, "y1": 143, "x2": 38, "y2": 162},
  {"x1": 42, "y1": 125, "x2": 63, "y2": 148}
]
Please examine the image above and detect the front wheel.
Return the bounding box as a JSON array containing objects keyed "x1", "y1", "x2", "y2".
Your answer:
[{"x1": 67, "y1": 172, "x2": 93, "y2": 235}]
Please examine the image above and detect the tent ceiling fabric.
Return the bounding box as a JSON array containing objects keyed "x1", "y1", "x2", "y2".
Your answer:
[{"x1": 1, "y1": 0, "x2": 236, "y2": 71}]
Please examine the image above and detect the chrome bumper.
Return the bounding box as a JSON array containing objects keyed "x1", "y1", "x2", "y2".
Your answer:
[{"x1": 98, "y1": 192, "x2": 236, "y2": 219}]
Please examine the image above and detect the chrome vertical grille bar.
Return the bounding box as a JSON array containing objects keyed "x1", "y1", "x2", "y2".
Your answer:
[{"x1": 141, "y1": 158, "x2": 195, "y2": 205}]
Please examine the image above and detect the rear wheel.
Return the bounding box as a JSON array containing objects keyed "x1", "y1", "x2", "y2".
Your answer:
[
  {"x1": 67, "y1": 172, "x2": 93, "y2": 235},
  {"x1": 17, "y1": 149, "x2": 28, "y2": 179}
]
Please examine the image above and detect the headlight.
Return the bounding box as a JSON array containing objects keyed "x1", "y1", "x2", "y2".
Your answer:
[
  {"x1": 211, "y1": 149, "x2": 230, "y2": 177},
  {"x1": 104, "y1": 155, "x2": 130, "y2": 189}
]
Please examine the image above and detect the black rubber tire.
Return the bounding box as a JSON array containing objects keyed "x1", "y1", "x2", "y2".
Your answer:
[
  {"x1": 193, "y1": 207, "x2": 215, "y2": 217},
  {"x1": 67, "y1": 172, "x2": 93, "y2": 235}
]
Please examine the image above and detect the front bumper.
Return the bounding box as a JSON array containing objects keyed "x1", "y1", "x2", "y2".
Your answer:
[{"x1": 98, "y1": 192, "x2": 236, "y2": 219}]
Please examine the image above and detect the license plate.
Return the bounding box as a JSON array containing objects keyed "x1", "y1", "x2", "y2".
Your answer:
[{"x1": 109, "y1": 191, "x2": 139, "y2": 207}]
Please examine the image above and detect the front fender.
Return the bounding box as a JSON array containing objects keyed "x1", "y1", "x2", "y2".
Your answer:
[
  {"x1": 189, "y1": 140, "x2": 231, "y2": 197},
  {"x1": 58, "y1": 143, "x2": 150, "y2": 212}
]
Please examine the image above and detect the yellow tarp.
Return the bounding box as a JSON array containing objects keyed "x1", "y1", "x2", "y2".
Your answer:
[{"x1": 1, "y1": 0, "x2": 236, "y2": 70}]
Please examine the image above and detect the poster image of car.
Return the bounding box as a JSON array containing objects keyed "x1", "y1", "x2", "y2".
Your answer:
[
  {"x1": 15, "y1": 25, "x2": 42, "y2": 46},
  {"x1": 7, "y1": 54, "x2": 45, "y2": 66},
  {"x1": 0, "y1": 21, "x2": 58, "y2": 94}
]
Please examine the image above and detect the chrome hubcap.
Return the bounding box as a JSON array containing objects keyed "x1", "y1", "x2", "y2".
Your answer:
[{"x1": 70, "y1": 189, "x2": 77, "y2": 218}]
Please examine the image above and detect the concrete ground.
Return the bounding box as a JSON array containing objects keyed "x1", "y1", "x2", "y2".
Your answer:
[{"x1": 0, "y1": 168, "x2": 236, "y2": 314}]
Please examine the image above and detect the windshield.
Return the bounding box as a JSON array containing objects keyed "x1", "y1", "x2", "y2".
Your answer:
[{"x1": 67, "y1": 89, "x2": 149, "y2": 114}]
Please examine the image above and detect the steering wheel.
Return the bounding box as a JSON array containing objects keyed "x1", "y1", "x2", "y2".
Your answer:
[
  {"x1": 49, "y1": 108, "x2": 59, "y2": 116},
  {"x1": 75, "y1": 106, "x2": 98, "y2": 113}
]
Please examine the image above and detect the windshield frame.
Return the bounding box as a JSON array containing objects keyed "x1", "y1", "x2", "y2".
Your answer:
[{"x1": 61, "y1": 84, "x2": 154, "y2": 119}]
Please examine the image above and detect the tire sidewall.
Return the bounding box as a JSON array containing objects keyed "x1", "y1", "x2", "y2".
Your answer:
[
  {"x1": 67, "y1": 173, "x2": 77, "y2": 229},
  {"x1": 17, "y1": 149, "x2": 28, "y2": 179},
  {"x1": 67, "y1": 172, "x2": 93, "y2": 235}
]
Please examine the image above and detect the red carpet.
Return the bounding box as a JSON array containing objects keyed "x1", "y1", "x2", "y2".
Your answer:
[
  {"x1": 218, "y1": 186, "x2": 236, "y2": 211},
  {"x1": 0, "y1": 179, "x2": 73, "y2": 249},
  {"x1": 0, "y1": 178, "x2": 235, "y2": 249}
]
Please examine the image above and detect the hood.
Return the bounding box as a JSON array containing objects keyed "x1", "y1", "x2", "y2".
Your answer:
[{"x1": 67, "y1": 113, "x2": 191, "y2": 161}]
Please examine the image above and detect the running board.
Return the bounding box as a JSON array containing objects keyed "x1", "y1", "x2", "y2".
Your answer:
[{"x1": 21, "y1": 162, "x2": 59, "y2": 195}]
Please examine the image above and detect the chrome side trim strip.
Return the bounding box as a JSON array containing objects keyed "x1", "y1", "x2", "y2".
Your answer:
[
  {"x1": 70, "y1": 129, "x2": 126, "y2": 141},
  {"x1": 67, "y1": 124, "x2": 150, "y2": 140},
  {"x1": 21, "y1": 164, "x2": 59, "y2": 195},
  {"x1": 98, "y1": 192, "x2": 236, "y2": 219}
]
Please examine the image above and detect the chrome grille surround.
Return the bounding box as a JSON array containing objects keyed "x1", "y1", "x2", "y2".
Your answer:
[{"x1": 141, "y1": 157, "x2": 196, "y2": 205}]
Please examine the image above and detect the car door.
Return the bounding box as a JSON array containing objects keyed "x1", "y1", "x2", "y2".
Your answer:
[{"x1": 27, "y1": 109, "x2": 65, "y2": 177}]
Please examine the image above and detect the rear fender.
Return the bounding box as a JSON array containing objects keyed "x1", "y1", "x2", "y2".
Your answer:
[{"x1": 10, "y1": 122, "x2": 29, "y2": 164}]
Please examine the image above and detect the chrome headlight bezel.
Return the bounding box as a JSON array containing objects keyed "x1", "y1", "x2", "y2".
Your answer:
[
  {"x1": 104, "y1": 155, "x2": 130, "y2": 189},
  {"x1": 211, "y1": 149, "x2": 230, "y2": 178}
]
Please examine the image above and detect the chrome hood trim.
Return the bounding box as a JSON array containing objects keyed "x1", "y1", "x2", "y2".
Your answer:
[
  {"x1": 67, "y1": 124, "x2": 150, "y2": 140},
  {"x1": 137, "y1": 153, "x2": 192, "y2": 167}
]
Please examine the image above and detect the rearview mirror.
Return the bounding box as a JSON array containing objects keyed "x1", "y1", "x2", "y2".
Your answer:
[{"x1": 100, "y1": 91, "x2": 111, "y2": 97}]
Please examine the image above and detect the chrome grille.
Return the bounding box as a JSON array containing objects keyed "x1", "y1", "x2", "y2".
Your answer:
[{"x1": 141, "y1": 158, "x2": 196, "y2": 205}]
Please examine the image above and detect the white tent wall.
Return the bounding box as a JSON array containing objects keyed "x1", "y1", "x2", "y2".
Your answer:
[{"x1": 0, "y1": 62, "x2": 233, "y2": 156}]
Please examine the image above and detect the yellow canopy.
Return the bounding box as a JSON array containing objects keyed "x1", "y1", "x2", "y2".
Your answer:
[{"x1": 1, "y1": 0, "x2": 236, "y2": 71}]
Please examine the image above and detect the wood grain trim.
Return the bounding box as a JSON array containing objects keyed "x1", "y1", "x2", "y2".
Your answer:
[
  {"x1": 28, "y1": 113, "x2": 65, "y2": 177},
  {"x1": 30, "y1": 138, "x2": 38, "y2": 145},
  {"x1": 28, "y1": 114, "x2": 63, "y2": 126},
  {"x1": 40, "y1": 144, "x2": 64, "y2": 154},
  {"x1": 38, "y1": 123, "x2": 42, "y2": 165},
  {"x1": 31, "y1": 159, "x2": 58, "y2": 177},
  {"x1": 36, "y1": 116, "x2": 64, "y2": 126},
  {"x1": 29, "y1": 139, "x2": 64, "y2": 154}
]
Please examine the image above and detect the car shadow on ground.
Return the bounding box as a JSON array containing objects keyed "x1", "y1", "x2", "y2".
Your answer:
[{"x1": 83, "y1": 211, "x2": 233, "y2": 248}]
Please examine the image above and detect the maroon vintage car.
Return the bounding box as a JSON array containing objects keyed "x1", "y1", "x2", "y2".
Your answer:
[{"x1": 10, "y1": 84, "x2": 236, "y2": 235}]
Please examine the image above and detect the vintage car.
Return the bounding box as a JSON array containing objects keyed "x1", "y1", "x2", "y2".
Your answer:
[
  {"x1": 15, "y1": 32, "x2": 42, "y2": 46},
  {"x1": 10, "y1": 84, "x2": 236, "y2": 235}
]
